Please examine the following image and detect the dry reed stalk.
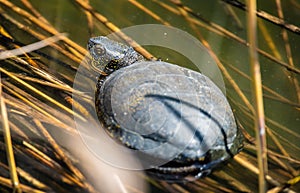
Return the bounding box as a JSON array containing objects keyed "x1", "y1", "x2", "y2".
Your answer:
[
  {"x1": 225, "y1": 62, "x2": 298, "y2": 172},
  {"x1": 260, "y1": 93, "x2": 300, "y2": 108},
  {"x1": 0, "y1": 33, "x2": 65, "y2": 60},
  {"x1": 170, "y1": 184, "x2": 189, "y2": 193},
  {"x1": 0, "y1": 162, "x2": 48, "y2": 191},
  {"x1": 212, "y1": 170, "x2": 251, "y2": 192},
  {"x1": 226, "y1": 62, "x2": 300, "y2": 108},
  {"x1": 245, "y1": 144, "x2": 300, "y2": 172},
  {"x1": 194, "y1": 177, "x2": 240, "y2": 192},
  {"x1": 15, "y1": 167, "x2": 47, "y2": 190},
  {"x1": 275, "y1": 0, "x2": 300, "y2": 102},
  {"x1": 0, "y1": 68, "x2": 85, "y2": 122},
  {"x1": 0, "y1": 0, "x2": 87, "y2": 57},
  {"x1": 153, "y1": 0, "x2": 231, "y2": 38},
  {"x1": 221, "y1": 0, "x2": 300, "y2": 34},
  {"x1": 268, "y1": 176, "x2": 300, "y2": 193},
  {"x1": 33, "y1": 119, "x2": 99, "y2": 193},
  {"x1": 128, "y1": 0, "x2": 171, "y2": 26},
  {"x1": 159, "y1": 181, "x2": 178, "y2": 193},
  {"x1": 81, "y1": 0, "x2": 94, "y2": 36},
  {"x1": 291, "y1": 0, "x2": 300, "y2": 8},
  {"x1": 33, "y1": 120, "x2": 84, "y2": 181},
  {"x1": 231, "y1": 97, "x2": 295, "y2": 165},
  {"x1": 75, "y1": 0, "x2": 155, "y2": 60},
  {"x1": 229, "y1": 102, "x2": 298, "y2": 189},
  {"x1": 14, "y1": 74, "x2": 84, "y2": 96},
  {"x1": 0, "y1": 8, "x2": 84, "y2": 67},
  {"x1": 258, "y1": 50, "x2": 300, "y2": 74},
  {"x1": 20, "y1": 141, "x2": 79, "y2": 187},
  {"x1": 20, "y1": 0, "x2": 51, "y2": 25},
  {"x1": 239, "y1": 103, "x2": 300, "y2": 152},
  {"x1": 222, "y1": 2, "x2": 243, "y2": 29},
  {"x1": 257, "y1": 20, "x2": 282, "y2": 61},
  {"x1": 21, "y1": 141, "x2": 66, "y2": 174},
  {"x1": 165, "y1": 0, "x2": 249, "y2": 44},
  {"x1": 268, "y1": 153, "x2": 297, "y2": 177},
  {"x1": 247, "y1": 1, "x2": 268, "y2": 192},
  {"x1": 2, "y1": 81, "x2": 74, "y2": 133},
  {"x1": 0, "y1": 75, "x2": 22, "y2": 193},
  {"x1": 234, "y1": 153, "x2": 280, "y2": 187},
  {"x1": 6, "y1": 118, "x2": 28, "y2": 140},
  {"x1": 63, "y1": 94, "x2": 92, "y2": 118},
  {"x1": 163, "y1": 0, "x2": 300, "y2": 75},
  {"x1": 187, "y1": 182, "x2": 214, "y2": 193},
  {"x1": 0, "y1": 176, "x2": 45, "y2": 193},
  {"x1": 170, "y1": 1, "x2": 255, "y2": 117},
  {"x1": 173, "y1": 10, "x2": 288, "y2": 190}
]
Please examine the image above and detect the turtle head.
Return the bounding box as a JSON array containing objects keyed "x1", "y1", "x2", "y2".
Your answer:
[{"x1": 88, "y1": 36, "x2": 144, "y2": 74}]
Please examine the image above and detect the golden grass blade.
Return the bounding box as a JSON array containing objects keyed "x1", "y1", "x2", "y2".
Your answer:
[
  {"x1": 21, "y1": 141, "x2": 78, "y2": 186},
  {"x1": 0, "y1": 162, "x2": 48, "y2": 191},
  {"x1": 233, "y1": 99, "x2": 297, "y2": 166},
  {"x1": 0, "y1": 7, "x2": 83, "y2": 66},
  {"x1": 169, "y1": 1, "x2": 300, "y2": 75},
  {"x1": 0, "y1": 68, "x2": 86, "y2": 122},
  {"x1": 0, "y1": 176, "x2": 44, "y2": 193},
  {"x1": 222, "y1": 0, "x2": 300, "y2": 35},
  {"x1": 291, "y1": 0, "x2": 300, "y2": 8},
  {"x1": 170, "y1": 183, "x2": 189, "y2": 193},
  {"x1": 239, "y1": 102, "x2": 300, "y2": 152},
  {"x1": 0, "y1": 0, "x2": 87, "y2": 57},
  {"x1": 234, "y1": 153, "x2": 281, "y2": 187},
  {"x1": 275, "y1": 0, "x2": 300, "y2": 102},
  {"x1": 0, "y1": 76, "x2": 21, "y2": 193},
  {"x1": 0, "y1": 24, "x2": 12, "y2": 39},
  {"x1": 226, "y1": 62, "x2": 298, "y2": 107},
  {"x1": 258, "y1": 20, "x2": 282, "y2": 61},
  {"x1": 222, "y1": 2, "x2": 243, "y2": 29},
  {"x1": 2, "y1": 81, "x2": 75, "y2": 133},
  {"x1": 75, "y1": 0, "x2": 155, "y2": 60},
  {"x1": 247, "y1": 1, "x2": 268, "y2": 192},
  {"x1": 80, "y1": 1, "x2": 94, "y2": 37},
  {"x1": 128, "y1": 0, "x2": 171, "y2": 26},
  {"x1": 176, "y1": 1, "x2": 255, "y2": 115},
  {"x1": 267, "y1": 175, "x2": 300, "y2": 193},
  {"x1": 15, "y1": 167, "x2": 47, "y2": 191},
  {"x1": 20, "y1": 0, "x2": 51, "y2": 25},
  {"x1": 33, "y1": 119, "x2": 99, "y2": 193},
  {"x1": 14, "y1": 74, "x2": 91, "y2": 102}
]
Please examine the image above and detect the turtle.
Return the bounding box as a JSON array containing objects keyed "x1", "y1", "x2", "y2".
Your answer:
[{"x1": 88, "y1": 36, "x2": 243, "y2": 181}]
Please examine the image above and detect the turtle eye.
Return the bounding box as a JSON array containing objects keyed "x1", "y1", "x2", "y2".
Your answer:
[{"x1": 93, "y1": 44, "x2": 106, "y2": 57}]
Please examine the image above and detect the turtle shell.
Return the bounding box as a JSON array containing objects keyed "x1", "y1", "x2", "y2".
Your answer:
[{"x1": 95, "y1": 60, "x2": 243, "y2": 180}]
